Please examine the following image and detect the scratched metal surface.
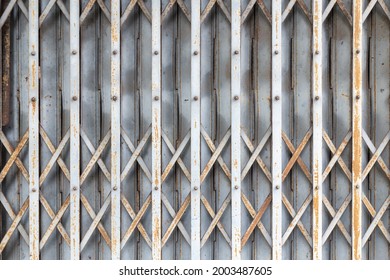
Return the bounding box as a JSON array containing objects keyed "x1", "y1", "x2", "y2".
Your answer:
[{"x1": 0, "y1": 0, "x2": 389, "y2": 260}]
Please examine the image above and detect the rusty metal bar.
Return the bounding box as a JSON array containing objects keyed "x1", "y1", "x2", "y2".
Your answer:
[
  {"x1": 312, "y1": 0, "x2": 323, "y2": 260},
  {"x1": 190, "y1": 0, "x2": 201, "y2": 260},
  {"x1": 272, "y1": 0, "x2": 282, "y2": 260},
  {"x1": 352, "y1": 0, "x2": 363, "y2": 260},
  {"x1": 29, "y1": 0, "x2": 39, "y2": 260},
  {"x1": 1, "y1": 0, "x2": 10, "y2": 127},
  {"x1": 151, "y1": 0, "x2": 162, "y2": 260},
  {"x1": 111, "y1": 0, "x2": 121, "y2": 260},
  {"x1": 70, "y1": 0, "x2": 80, "y2": 260},
  {"x1": 231, "y1": 0, "x2": 241, "y2": 260}
]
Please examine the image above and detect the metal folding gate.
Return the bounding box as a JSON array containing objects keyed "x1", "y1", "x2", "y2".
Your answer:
[{"x1": 0, "y1": 0, "x2": 389, "y2": 260}]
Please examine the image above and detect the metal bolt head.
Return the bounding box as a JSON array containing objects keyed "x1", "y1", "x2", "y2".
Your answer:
[
  {"x1": 193, "y1": 96, "x2": 199, "y2": 101},
  {"x1": 72, "y1": 50, "x2": 77, "y2": 55},
  {"x1": 72, "y1": 96, "x2": 78, "y2": 101},
  {"x1": 73, "y1": 186, "x2": 77, "y2": 191},
  {"x1": 113, "y1": 186, "x2": 118, "y2": 191},
  {"x1": 234, "y1": 50, "x2": 239, "y2": 55},
  {"x1": 274, "y1": 50, "x2": 279, "y2": 55},
  {"x1": 234, "y1": 185, "x2": 239, "y2": 190},
  {"x1": 275, "y1": 95, "x2": 280, "y2": 101},
  {"x1": 31, "y1": 51, "x2": 36, "y2": 56},
  {"x1": 315, "y1": 50, "x2": 320, "y2": 55},
  {"x1": 113, "y1": 50, "x2": 118, "y2": 55},
  {"x1": 112, "y1": 96, "x2": 118, "y2": 101},
  {"x1": 356, "y1": 49, "x2": 360, "y2": 54},
  {"x1": 356, "y1": 95, "x2": 360, "y2": 100},
  {"x1": 193, "y1": 51, "x2": 199, "y2": 55},
  {"x1": 154, "y1": 186, "x2": 159, "y2": 191},
  {"x1": 194, "y1": 186, "x2": 198, "y2": 190},
  {"x1": 315, "y1": 185, "x2": 319, "y2": 190},
  {"x1": 154, "y1": 96, "x2": 159, "y2": 101},
  {"x1": 234, "y1": 95, "x2": 239, "y2": 101},
  {"x1": 31, "y1": 97, "x2": 36, "y2": 102},
  {"x1": 275, "y1": 185, "x2": 280, "y2": 190},
  {"x1": 315, "y1": 95, "x2": 320, "y2": 101},
  {"x1": 355, "y1": 185, "x2": 359, "y2": 189},
  {"x1": 32, "y1": 188, "x2": 37, "y2": 192},
  {"x1": 154, "y1": 50, "x2": 159, "y2": 55}
]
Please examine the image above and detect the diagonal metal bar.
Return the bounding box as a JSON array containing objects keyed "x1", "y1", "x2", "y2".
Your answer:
[
  {"x1": 201, "y1": 0, "x2": 231, "y2": 23},
  {"x1": 362, "y1": 130, "x2": 390, "y2": 181},
  {"x1": 17, "y1": 0, "x2": 28, "y2": 20},
  {"x1": 161, "y1": 129, "x2": 190, "y2": 182},
  {"x1": 362, "y1": 194, "x2": 390, "y2": 245},
  {"x1": 322, "y1": 194, "x2": 352, "y2": 245},
  {"x1": 201, "y1": 193, "x2": 231, "y2": 247},
  {"x1": 121, "y1": 0, "x2": 137, "y2": 25},
  {"x1": 362, "y1": 195, "x2": 390, "y2": 246},
  {"x1": 363, "y1": 0, "x2": 378, "y2": 21},
  {"x1": 121, "y1": 194, "x2": 152, "y2": 249},
  {"x1": 282, "y1": 194, "x2": 312, "y2": 245},
  {"x1": 282, "y1": 194, "x2": 313, "y2": 246},
  {"x1": 162, "y1": 0, "x2": 191, "y2": 23},
  {"x1": 241, "y1": 0, "x2": 272, "y2": 25},
  {"x1": 0, "y1": 197, "x2": 29, "y2": 254},
  {"x1": 137, "y1": 0, "x2": 152, "y2": 22},
  {"x1": 0, "y1": 191, "x2": 29, "y2": 244},
  {"x1": 200, "y1": 126, "x2": 231, "y2": 182},
  {"x1": 121, "y1": 194, "x2": 152, "y2": 247},
  {"x1": 161, "y1": 193, "x2": 191, "y2": 246},
  {"x1": 322, "y1": 0, "x2": 352, "y2": 25},
  {"x1": 121, "y1": 126, "x2": 152, "y2": 182},
  {"x1": 40, "y1": 0, "x2": 70, "y2": 26},
  {"x1": 241, "y1": 127, "x2": 272, "y2": 181},
  {"x1": 282, "y1": 128, "x2": 312, "y2": 181},
  {"x1": 80, "y1": 129, "x2": 111, "y2": 184},
  {"x1": 0, "y1": 0, "x2": 17, "y2": 30},
  {"x1": 39, "y1": 130, "x2": 70, "y2": 185},
  {"x1": 0, "y1": 130, "x2": 28, "y2": 184},
  {"x1": 378, "y1": 0, "x2": 390, "y2": 20},
  {"x1": 81, "y1": 194, "x2": 111, "y2": 251},
  {"x1": 241, "y1": 194, "x2": 272, "y2": 247},
  {"x1": 282, "y1": 0, "x2": 312, "y2": 23}
]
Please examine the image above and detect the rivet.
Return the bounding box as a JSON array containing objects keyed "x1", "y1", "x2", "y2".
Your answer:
[
  {"x1": 276, "y1": 185, "x2": 280, "y2": 190},
  {"x1": 315, "y1": 50, "x2": 320, "y2": 55},
  {"x1": 113, "y1": 50, "x2": 118, "y2": 55},
  {"x1": 274, "y1": 50, "x2": 279, "y2": 55},
  {"x1": 73, "y1": 186, "x2": 77, "y2": 191},
  {"x1": 194, "y1": 50, "x2": 199, "y2": 55},
  {"x1": 154, "y1": 96, "x2": 159, "y2": 101},
  {"x1": 275, "y1": 95, "x2": 280, "y2": 101},
  {"x1": 315, "y1": 185, "x2": 319, "y2": 190},
  {"x1": 72, "y1": 50, "x2": 77, "y2": 55},
  {"x1": 355, "y1": 185, "x2": 359, "y2": 189},
  {"x1": 154, "y1": 186, "x2": 159, "y2": 190},
  {"x1": 194, "y1": 186, "x2": 198, "y2": 190},
  {"x1": 356, "y1": 95, "x2": 360, "y2": 100},
  {"x1": 356, "y1": 49, "x2": 360, "y2": 54},
  {"x1": 113, "y1": 186, "x2": 118, "y2": 191},
  {"x1": 32, "y1": 188, "x2": 37, "y2": 192},
  {"x1": 154, "y1": 50, "x2": 159, "y2": 55},
  {"x1": 234, "y1": 95, "x2": 239, "y2": 101},
  {"x1": 112, "y1": 96, "x2": 118, "y2": 101},
  {"x1": 234, "y1": 50, "x2": 239, "y2": 55},
  {"x1": 315, "y1": 96, "x2": 320, "y2": 101},
  {"x1": 31, "y1": 97, "x2": 36, "y2": 102},
  {"x1": 193, "y1": 96, "x2": 199, "y2": 101},
  {"x1": 72, "y1": 96, "x2": 78, "y2": 101},
  {"x1": 234, "y1": 185, "x2": 239, "y2": 190},
  {"x1": 31, "y1": 51, "x2": 36, "y2": 56}
]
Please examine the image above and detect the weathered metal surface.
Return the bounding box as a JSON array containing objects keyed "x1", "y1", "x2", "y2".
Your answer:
[{"x1": 0, "y1": 0, "x2": 389, "y2": 260}]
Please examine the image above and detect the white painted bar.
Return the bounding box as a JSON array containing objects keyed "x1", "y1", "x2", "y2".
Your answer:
[
  {"x1": 111, "y1": 0, "x2": 121, "y2": 260},
  {"x1": 190, "y1": 0, "x2": 201, "y2": 260},
  {"x1": 29, "y1": 0, "x2": 40, "y2": 260},
  {"x1": 151, "y1": 0, "x2": 162, "y2": 260},
  {"x1": 271, "y1": 0, "x2": 282, "y2": 260}
]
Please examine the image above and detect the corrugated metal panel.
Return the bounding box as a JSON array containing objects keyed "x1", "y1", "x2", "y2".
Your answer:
[{"x1": 0, "y1": 0, "x2": 389, "y2": 260}]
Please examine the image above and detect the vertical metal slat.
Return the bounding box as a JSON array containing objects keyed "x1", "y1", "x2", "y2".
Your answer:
[
  {"x1": 352, "y1": 0, "x2": 363, "y2": 260},
  {"x1": 190, "y1": 0, "x2": 201, "y2": 260},
  {"x1": 29, "y1": 0, "x2": 40, "y2": 260},
  {"x1": 111, "y1": 0, "x2": 121, "y2": 260},
  {"x1": 70, "y1": 0, "x2": 80, "y2": 260},
  {"x1": 312, "y1": 0, "x2": 323, "y2": 260},
  {"x1": 271, "y1": 0, "x2": 282, "y2": 260},
  {"x1": 231, "y1": 0, "x2": 241, "y2": 260},
  {"x1": 152, "y1": 0, "x2": 162, "y2": 260}
]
